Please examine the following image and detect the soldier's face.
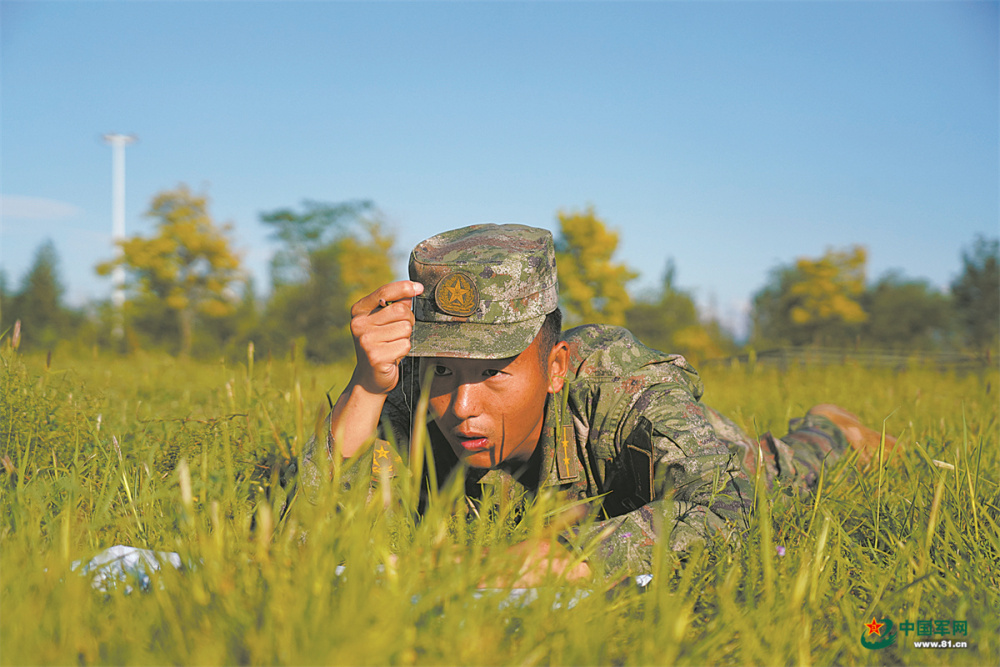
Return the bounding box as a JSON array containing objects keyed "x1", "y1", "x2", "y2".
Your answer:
[{"x1": 423, "y1": 335, "x2": 568, "y2": 469}]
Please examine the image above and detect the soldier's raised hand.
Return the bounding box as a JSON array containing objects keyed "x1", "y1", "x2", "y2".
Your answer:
[{"x1": 349, "y1": 280, "x2": 424, "y2": 395}]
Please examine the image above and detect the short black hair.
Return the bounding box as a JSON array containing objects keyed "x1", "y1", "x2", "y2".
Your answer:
[{"x1": 536, "y1": 308, "x2": 563, "y2": 371}]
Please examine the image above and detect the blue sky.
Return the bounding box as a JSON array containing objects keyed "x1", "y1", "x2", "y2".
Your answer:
[{"x1": 2, "y1": 1, "x2": 997, "y2": 338}]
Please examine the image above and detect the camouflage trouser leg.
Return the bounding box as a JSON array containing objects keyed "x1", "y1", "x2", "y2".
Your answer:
[
  {"x1": 703, "y1": 406, "x2": 850, "y2": 494},
  {"x1": 773, "y1": 413, "x2": 851, "y2": 491}
]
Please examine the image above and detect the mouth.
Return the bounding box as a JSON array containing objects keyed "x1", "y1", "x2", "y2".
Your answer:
[{"x1": 455, "y1": 434, "x2": 491, "y2": 452}]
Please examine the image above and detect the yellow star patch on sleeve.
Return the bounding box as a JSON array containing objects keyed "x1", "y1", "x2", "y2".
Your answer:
[{"x1": 370, "y1": 439, "x2": 399, "y2": 484}]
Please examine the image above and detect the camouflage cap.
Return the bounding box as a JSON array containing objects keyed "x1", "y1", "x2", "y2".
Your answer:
[{"x1": 407, "y1": 224, "x2": 558, "y2": 359}]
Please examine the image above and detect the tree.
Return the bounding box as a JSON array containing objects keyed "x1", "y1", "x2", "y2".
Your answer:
[
  {"x1": 6, "y1": 240, "x2": 73, "y2": 350},
  {"x1": 951, "y1": 235, "x2": 999, "y2": 355},
  {"x1": 0, "y1": 269, "x2": 9, "y2": 330},
  {"x1": 258, "y1": 200, "x2": 396, "y2": 361},
  {"x1": 626, "y1": 260, "x2": 735, "y2": 364},
  {"x1": 554, "y1": 207, "x2": 637, "y2": 327},
  {"x1": 752, "y1": 246, "x2": 868, "y2": 347},
  {"x1": 262, "y1": 200, "x2": 371, "y2": 287},
  {"x1": 200, "y1": 277, "x2": 260, "y2": 358},
  {"x1": 97, "y1": 185, "x2": 244, "y2": 357},
  {"x1": 861, "y1": 272, "x2": 953, "y2": 350}
]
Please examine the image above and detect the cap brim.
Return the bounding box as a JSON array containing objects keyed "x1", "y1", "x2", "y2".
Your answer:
[{"x1": 407, "y1": 314, "x2": 546, "y2": 359}]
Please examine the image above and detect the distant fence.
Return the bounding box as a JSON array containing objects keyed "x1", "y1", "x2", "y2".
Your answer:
[{"x1": 704, "y1": 347, "x2": 994, "y2": 371}]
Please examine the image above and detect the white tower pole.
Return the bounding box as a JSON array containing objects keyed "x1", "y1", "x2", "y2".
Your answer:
[{"x1": 102, "y1": 133, "x2": 136, "y2": 341}]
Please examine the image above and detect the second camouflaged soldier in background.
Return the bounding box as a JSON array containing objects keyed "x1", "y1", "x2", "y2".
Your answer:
[{"x1": 308, "y1": 224, "x2": 896, "y2": 580}]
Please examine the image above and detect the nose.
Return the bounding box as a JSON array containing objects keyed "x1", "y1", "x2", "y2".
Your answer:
[{"x1": 450, "y1": 381, "x2": 482, "y2": 421}]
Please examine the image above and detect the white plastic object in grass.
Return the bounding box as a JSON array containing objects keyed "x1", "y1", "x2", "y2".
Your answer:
[
  {"x1": 73, "y1": 545, "x2": 654, "y2": 604},
  {"x1": 72, "y1": 545, "x2": 183, "y2": 594}
]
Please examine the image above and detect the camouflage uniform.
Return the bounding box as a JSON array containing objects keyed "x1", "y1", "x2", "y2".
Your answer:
[
  {"x1": 351, "y1": 325, "x2": 848, "y2": 575},
  {"x1": 307, "y1": 224, "x2": 851, "y2": 575}
]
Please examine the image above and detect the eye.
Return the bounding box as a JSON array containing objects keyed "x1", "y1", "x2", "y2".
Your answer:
[
  {"x1": 433, "y1": 365, "x2": 452, "y2": 377},
  {"x1": 483, "y1": 369, "x2": 503, "y2": 378}
]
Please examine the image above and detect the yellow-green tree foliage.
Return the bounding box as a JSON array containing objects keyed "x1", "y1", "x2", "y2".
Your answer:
[
  {"x1": 625, "y1": 261, "x2": 735, "y2": 365},
  {"x1": 98, "y1": 185, "x2": 243, "y2": 356},
  {"x1": 337, "y1": 217, "x2": 396, "y2": 309},
  {"x1": 752, "y1": 245, "x2": 868, "y2": 346},
  {"x1": 788, "y1": 246, "x2": 868, "y2": 328},
  {"x1": 554, "y1": 207, "x2": 637, "y2": 327},
  {"x1": 258, "y1": 200, "x2": 397, "y2": 361}
]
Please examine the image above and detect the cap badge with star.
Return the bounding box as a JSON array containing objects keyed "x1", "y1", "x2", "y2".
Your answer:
[
  {"x1": 435, "y1": 271, "x2": 479, "y2": 316},
  {"x1": 407, "y1": 223, "x2": 559, "y2": 359}
]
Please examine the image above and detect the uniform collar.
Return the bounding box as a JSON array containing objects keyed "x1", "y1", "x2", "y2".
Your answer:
[{"x1": 538, "y1": 383, "x2": 582, "y2": 487}]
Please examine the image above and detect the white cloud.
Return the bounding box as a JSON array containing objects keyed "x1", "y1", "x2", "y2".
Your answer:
[{"x1": 0, "y1": 195, "x2": 82, "y2": 221}]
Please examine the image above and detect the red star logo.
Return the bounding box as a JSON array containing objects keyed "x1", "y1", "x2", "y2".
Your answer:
[{"x1": 865, "y1": 617, "x2": 885, "y2": 637}]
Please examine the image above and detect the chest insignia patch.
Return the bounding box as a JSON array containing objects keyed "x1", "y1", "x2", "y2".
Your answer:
[{"x1": 435, "y1": 271, "x2": 479, "y2": 316}]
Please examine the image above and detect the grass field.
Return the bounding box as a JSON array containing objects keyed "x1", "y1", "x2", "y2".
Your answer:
[{"x1": 2, "y1": 343, "x2": 997, "y2": 666}]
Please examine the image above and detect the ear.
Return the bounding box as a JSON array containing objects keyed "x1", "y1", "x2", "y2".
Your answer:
[{"x1": 546, "y1": 341, "x2": 570, "y2": 394}]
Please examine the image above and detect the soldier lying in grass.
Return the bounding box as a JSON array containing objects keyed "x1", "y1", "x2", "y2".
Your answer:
[{"x1": 306, "y1": 224, "x2": 896, "y2": 584}]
